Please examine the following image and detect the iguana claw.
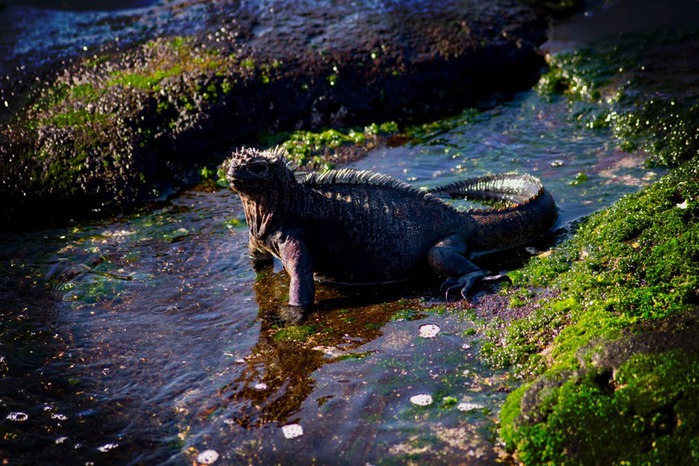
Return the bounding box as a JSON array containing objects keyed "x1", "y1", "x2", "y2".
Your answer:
[
  {"x1": 482, "y1": 273, "x2": 512, "y2": 285},
  {"x1": 440, "y1": 270, "x2": 486, "y2": 301},
  {"x1": 278, "y1": 305, "x2": 306, "y2": 326}
]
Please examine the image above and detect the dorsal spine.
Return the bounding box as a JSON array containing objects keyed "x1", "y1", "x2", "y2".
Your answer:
[{"x1": 427, "y1": 173, "x2": 545, "y2": 212}]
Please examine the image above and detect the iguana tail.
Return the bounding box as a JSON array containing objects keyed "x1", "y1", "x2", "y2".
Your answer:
[{"x1": 428, "y1": 173, "x2": 558, "y2": 251}]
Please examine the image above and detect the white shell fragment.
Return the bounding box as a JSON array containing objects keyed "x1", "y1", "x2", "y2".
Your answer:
[
  {"x1": 196, "y1": 449, "x2": 220, "y2": 464},
  {"x1": 409, "y1": 394, "x2": 433, "y2": 406},
  {"x1": 6, "y1": 412, "x2": 29, "y2": 422},
  {"x1": 418, "y1": 324, "x2": 440, "y2": 338},
  {"x1": 457, "y1": 402, "x2": 485, "y2": 412},
  {"x1": 282, "y1": 423, "x2": 304, "y2": 439},
  {"x1": 97, "y1": 443, "x2": 119, "y2": 452}
]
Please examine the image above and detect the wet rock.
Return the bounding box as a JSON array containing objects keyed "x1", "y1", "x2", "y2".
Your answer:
[{"x1": 0, "y1": 0, "x2": 552, "y2": 228}]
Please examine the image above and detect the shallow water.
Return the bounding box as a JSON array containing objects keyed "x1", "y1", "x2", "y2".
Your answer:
[
  {"x1": 356, "y1": 92, "x2": 658, "y2": 226},
  {"x1": 0, "y1": 87, "x2": 658, "y2": 464}
]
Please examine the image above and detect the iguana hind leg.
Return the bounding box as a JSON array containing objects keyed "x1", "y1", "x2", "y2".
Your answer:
[
  {"x1": 428, "y1": 235, "x2": 486, "y2": 300},
  {"x1": 440, "y1": 272, "x2": 487, "y2": 300}
]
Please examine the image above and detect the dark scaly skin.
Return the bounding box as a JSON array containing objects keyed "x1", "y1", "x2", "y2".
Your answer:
[
  {"x1": 427, "y1": 173, "x2": 558, "y2": 252},
  {"x1": 228, "y1": 147, "x2": 557, "y2": 318}
]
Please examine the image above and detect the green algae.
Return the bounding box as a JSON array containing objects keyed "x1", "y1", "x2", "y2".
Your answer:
[
  {"x1": 390, "y1": 308, "x2": 424, "y2": 322},
  {"x1": 568, "y1": 171, "x2": 588, "y2": 186},
  {"x1": 272, "y1": 325, "x2": 317, "y2": 342},
  {"x1": 43, "y1": 109, "x2": 108, "y2": 128},
  {"x1": 491, "y1": 30, "x2": 699, "y2": 463},
  {"x1": 612, "y1": 100, "x2": 699, "y2": 166},
  {"x1": 492, "y1": 130, "x2": 699, "y2": 464},
  {"x1": 405, "y1": 108, "x2": 481, "y2": 144},
  {"x1": 282, "y1": 128, "x2": 366, "y2": 167},
  {"x1": 268, "y1": 122, "x2": 399, "y2": 169},
  {"x1": 502, "y1": 350, "x2": 699, "y2": 465},
  {"x1": 334, "y1": 351, "x2": 373, "y2": 362},
  {"x1": 107, "y1": 66, "x2": 183, "y2": 91}
]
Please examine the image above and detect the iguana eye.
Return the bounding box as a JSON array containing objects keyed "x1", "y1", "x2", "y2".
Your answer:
[{"x1": 248, "y1": 162, "x2": 268, "y2": 174}]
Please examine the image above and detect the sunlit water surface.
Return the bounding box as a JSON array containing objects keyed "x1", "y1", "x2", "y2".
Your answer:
[{"x1": 0, "y1": 91, "x2": 659, "y2": 464}]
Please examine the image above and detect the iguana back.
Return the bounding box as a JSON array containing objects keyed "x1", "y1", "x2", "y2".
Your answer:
[{"x1": 294, "y1": 169, "x2": 475, "y2": 283}]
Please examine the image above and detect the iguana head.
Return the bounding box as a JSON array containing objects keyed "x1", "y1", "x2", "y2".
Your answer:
[{"x1": 227, "y1": 146, "x2": 295, "y2": 196}]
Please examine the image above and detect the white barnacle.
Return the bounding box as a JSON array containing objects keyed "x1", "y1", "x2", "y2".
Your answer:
[
  {"x1": 6, "y1": 412, "x2": 28, "y2": 422},
  {"x1": 418, "y1": 324, "x2": 440, "y2": 338},
  {"x1": 282, "y1": 423, "x2": 304, "y2": 439},
  {"x1": 196, "y1": 449, "x2": 220, "y2": 464},
  {"x1": 409, "y1": 394, "x2": 433, "y2": 406},
  {"x1": 457, "y1": 402, "x2": 485, "y2": 412},
  {"x1": 97, "y1": 443, "x2": 118, "y2": 453}
]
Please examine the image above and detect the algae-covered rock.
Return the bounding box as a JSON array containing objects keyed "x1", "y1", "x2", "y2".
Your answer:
[
  {"x1": 502, "y1": 315, "x2": 699, "y2": 465},
  {"x1": 495, "y1": 158, "x2": 699, "y2": 463},
  {"x1": 476, "y1": 17, "x2": 699, "y2": 462},
  {"x1": 0, "y1": 0, "x2": 550, "y2": 229},
  {"x1": 537, "y1": 31, "x2": 699, "y2": 167}
]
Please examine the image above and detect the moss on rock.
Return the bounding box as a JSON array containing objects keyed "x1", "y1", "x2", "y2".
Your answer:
[
  {"x1": 503, "y1": 340, "x2": 699, "y2": 465},
  {"x1": 537, "y1": 31, "x2": 699, "y2": 167},
  {"x1": 493, "y1": 30, "x2": 699, "y2": 463}
]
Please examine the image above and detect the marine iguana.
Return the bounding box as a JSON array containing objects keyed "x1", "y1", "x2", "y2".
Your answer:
[{"x1": 227, "y1": 147, "x2": 557, "y2": 317}]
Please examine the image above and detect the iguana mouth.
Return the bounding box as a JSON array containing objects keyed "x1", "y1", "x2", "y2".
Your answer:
[
  {"x1": 227, "y1": 173, "x2": 245, "y2": 191},
  {"x1": 227, "y1": 166, "x2": 256, "y2": 187}
]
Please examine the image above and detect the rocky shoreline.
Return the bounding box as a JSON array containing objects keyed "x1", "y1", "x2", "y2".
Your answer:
[{"x1": 0, "y1": 0, "x2": 553, "y2": 229}]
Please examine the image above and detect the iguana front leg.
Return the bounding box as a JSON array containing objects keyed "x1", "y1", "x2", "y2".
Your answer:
[
  {"x1": 428, "y1": 234, "x2": 486, "y2": 300},
  {"x1": 276, "y1": 231, "x2": 315, "y2": 312}
]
